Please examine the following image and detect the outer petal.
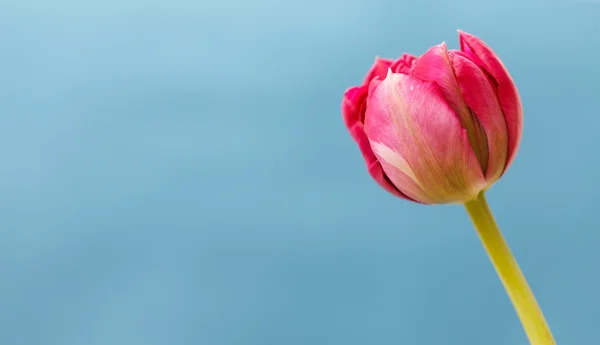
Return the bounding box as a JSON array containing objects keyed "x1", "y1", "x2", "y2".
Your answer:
[
  {"x1": 363, "y1": 57, "x2": 393, "y2": 85},
  {"x1": 458, "y1": 30, "x2": 523, "y2": 171},
  {"x1": 342, "y1": 57, "x2": 395, "y2": 133},
  {"x1": 410, "y1": 43, "x2": 489, "y2": 171},
  {"x1": 390, "y1": 53, "x2": 417, "y2": 74},
  {"x1": 342, "y1": 86, "x2": 367, "y2": 135},
  {"x1": 451, "y1": 52, "x2": 508, "y2": 183},
  {"x1": 341, "y1": 86, "x2": 415, "y2": 201},
  {"x1": 364, "y1": 71, "x2": 486, "y2": 204}
]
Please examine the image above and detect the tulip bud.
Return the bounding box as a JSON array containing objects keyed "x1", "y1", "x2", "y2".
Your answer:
[{"x1": 342, "y1": 31, "x2": 523, "y2": 204}]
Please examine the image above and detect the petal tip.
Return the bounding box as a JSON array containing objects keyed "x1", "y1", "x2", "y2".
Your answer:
[
  {"x1": 457, "y1": 30, "x2": 473, "y2": 38},
  {"x1": 437, "y1": 41, "x2": 448, "y2": 50},
  {"x1": 373, "y1": 56, "x2": 385, "y2": 63},
  {"x1": 386, "y1": 67, "x2": 393, "y2": 79}
]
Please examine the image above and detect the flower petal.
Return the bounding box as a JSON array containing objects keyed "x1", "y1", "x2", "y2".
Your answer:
[
  {"x1": 411, "y1": 43, "x2": 489, "y2": 172},
  {"x1": 390, "y1": 53, "x2": 417, "y2": 74},
  {"x1": 363, "y1": 57, "x2": 393, "y2": 85},
  {"x1": 341, "y1": 86, "x2": 415, "y2": 201},
  {"x1": 342, "y1": 86, "x2": 366, "y2": 135},
  {"x1": 452, "y1": 52, "x2": 508, "y2": 182},
  {"x1": 410, "y1": 43, "x2": 467, "y2": 116},
  {"x1": 364, "y1": 71, "x2": 486, "y2": 204},
  {"x1": 458, "y1": 30, "x2": 523, "y2": 171},
  {"x1": 350, "y1": 121, "x2": 416, "y2": 201}
]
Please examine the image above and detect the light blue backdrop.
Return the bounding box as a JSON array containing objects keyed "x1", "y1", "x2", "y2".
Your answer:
[{"x1": 1, "y1": 0, "x2": 598, "y2": 344}]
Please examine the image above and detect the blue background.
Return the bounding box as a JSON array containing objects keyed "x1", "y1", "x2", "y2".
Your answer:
[{"x1": 1, "y1": 0, "x2": 598, "y2": 344}]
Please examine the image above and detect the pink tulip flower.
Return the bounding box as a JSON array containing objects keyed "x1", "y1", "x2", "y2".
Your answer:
[{"x1": 342, "y1": 31, "x2": 523, "y2": 204}]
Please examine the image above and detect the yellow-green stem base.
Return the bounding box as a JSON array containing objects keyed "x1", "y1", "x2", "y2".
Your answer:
[{"x1": 464, "y1": 192, "x2": 555, "y2": 345}]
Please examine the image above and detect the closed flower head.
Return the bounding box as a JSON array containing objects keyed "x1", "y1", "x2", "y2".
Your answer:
[{"x1": 342, "y1": 31, "x2": 523, "y2": 204}]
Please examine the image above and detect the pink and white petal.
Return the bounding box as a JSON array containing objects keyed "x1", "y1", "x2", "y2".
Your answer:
[
  {"x1": 364, "y1": 72, "x2": 486, "y2": 204},
  {"x1": 341, "y1": 87, "x2": 413, "y2": 201},
  {"x1": 369, "y1": 142, "x2": 432, "y2": 203},
  {"x1": 348, "y1": 119, "x2": 415, "y2": 201},
  {"x1": 458, "y1": 30, "x2": 523, "y2": 171},
  {"x1": 452, "y1": 52, "x2": 509, "y2": 182}
]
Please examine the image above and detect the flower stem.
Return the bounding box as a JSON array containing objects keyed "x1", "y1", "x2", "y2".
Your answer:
[{"x1": 464, "y1": 192, "x2": 556, "y2": 345}]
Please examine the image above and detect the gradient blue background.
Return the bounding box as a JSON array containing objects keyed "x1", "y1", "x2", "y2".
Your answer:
[{"x1": 1, "y1": 0, "x2": 598, "y2": 344}]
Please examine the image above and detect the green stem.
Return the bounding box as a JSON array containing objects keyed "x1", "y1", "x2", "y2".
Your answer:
[{"x1": 464, "y1": 192, "x2": 556, "y2": 345}]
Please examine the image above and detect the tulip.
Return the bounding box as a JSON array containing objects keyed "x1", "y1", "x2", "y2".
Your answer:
[
  {"x1": 343, "y1": 31, "x2": 522, "y2": 204},
  {"x1": 341, "y1": 31, "x2": 556, "y2": 345}
]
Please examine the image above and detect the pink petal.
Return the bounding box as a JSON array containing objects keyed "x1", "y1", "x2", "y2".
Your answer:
[
  {"x1": 341, "y1": 86, "x2": 415, "y2": 201},
  {"x1": 367, "y1": 77, "x2": 383, "y2": 99},
  {"x1": 390, "y1": 53, "x2": 417, "y2": 74},
  {"x1": 411, "y1": 44, "x2": 489, "y2": 171},
  {"x1": 341, "y1": 86, "x2": 366, "y2": 135},
  {"x1": 452, "y1": 52, "x2": 509, "y2": 182},
  {"x1": 410, "y1": 43, "x2": 469, "y2": 119},
  {"x1": 349, "y1": 120, "x2": 416, "y2": 201},
  {"x1": 363, "y1": 57, "x2": 393, "y2": 85},
  {"x1": 364, "y1": 72, "x2": 486, "y2": 204},
  {"x1": 458, "y1": 30, "x2": 523, "y2": 172}
]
